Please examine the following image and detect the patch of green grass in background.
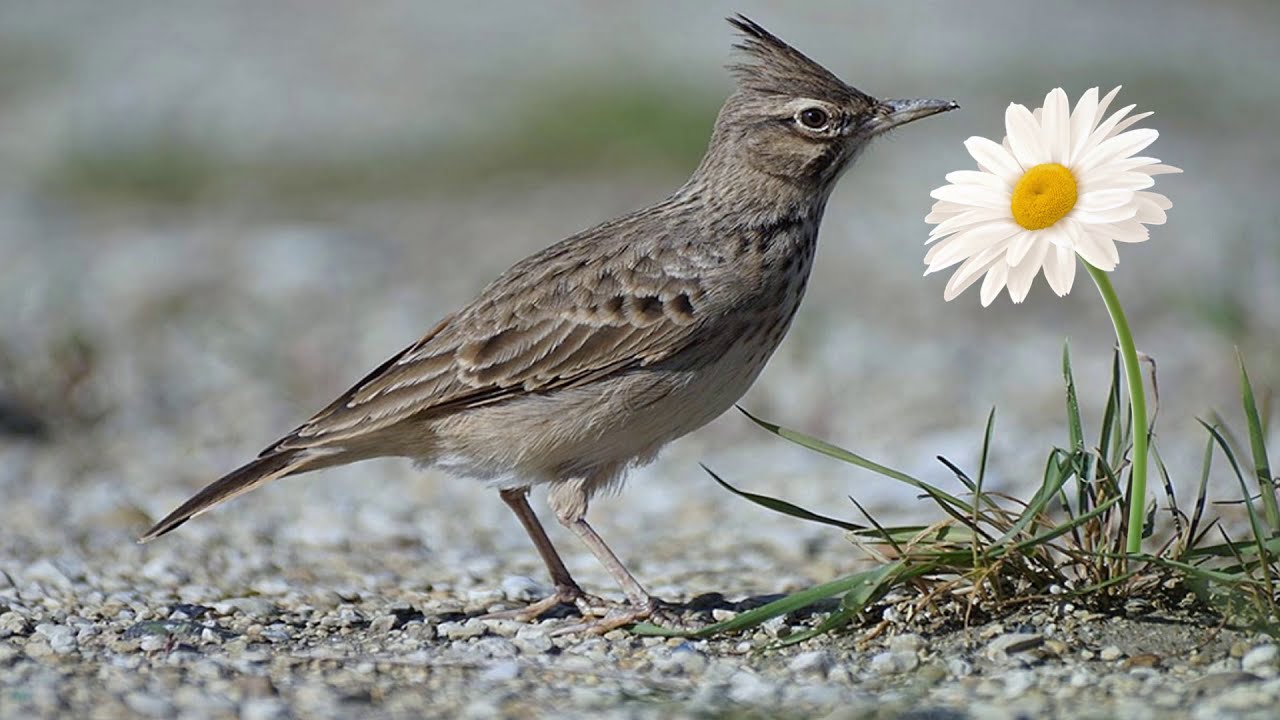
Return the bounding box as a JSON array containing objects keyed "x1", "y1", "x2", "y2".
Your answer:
[
  {"x1": 41, "y1": 77, "x2": 720, "y2": 208},
  {"x1": 48, "y1": 131, "x2": 222, "y2": 206}
]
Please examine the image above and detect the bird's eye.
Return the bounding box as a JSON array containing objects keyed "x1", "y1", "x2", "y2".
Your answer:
[{"x1": 797, "y1": 107, "x2": 830, "y2": 130}]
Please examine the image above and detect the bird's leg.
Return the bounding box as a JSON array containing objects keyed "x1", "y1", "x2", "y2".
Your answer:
[
  {"x1": 482, "y1": 487, "x2": 609, "y2": 621},
  {"x1": 547, "y1": 479, "x2": 674, "y2": 634}
]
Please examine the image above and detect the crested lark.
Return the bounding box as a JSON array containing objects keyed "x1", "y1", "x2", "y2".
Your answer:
[{"x1": 141, "y1": 16, "x2": 956, "y2": 632}]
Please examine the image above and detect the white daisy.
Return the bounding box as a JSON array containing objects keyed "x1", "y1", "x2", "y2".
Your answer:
[{"x1": 924, "y1": 87, "x2": 1180, "y2": 306}]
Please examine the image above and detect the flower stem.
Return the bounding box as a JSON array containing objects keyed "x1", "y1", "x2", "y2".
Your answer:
[{"x1": 1085, "y1": 263, "x2": 1148, "y2": 556}]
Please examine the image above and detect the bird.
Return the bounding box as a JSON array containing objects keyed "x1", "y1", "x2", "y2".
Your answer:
[{"x1": 139, "y1": 15, "x2": 957, "y2": 633}]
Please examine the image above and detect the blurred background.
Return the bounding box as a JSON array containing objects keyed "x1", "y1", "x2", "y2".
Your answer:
[{"x1": 2, "y1": 1, "x2": 1278, "y2": 578}]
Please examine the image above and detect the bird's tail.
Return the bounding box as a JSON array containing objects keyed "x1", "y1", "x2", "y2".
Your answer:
[{"x1": 138, "y1": 450, "x2": 320, "y2": 543}]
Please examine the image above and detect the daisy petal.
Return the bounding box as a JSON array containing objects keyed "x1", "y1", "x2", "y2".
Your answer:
[
  {"x1": 930, "y1": 184, "x2": 1011, "y2": 209},
  {"x1": 928, "y1": 207, "x2": 1010, "y2": 239},
  {"x1": 980, "y1": 261, "x2": 1010, "y2": 306},
  {"x1": 944, "y1": 170, "x2": 1011, "y2": 190},
  {"x1": 1068, "y1": 87, "x2": 1100, "y2": 162},
  {"x1": 925, "y1": 220, "x2": 1021, "y2": 269},
  {"x1": 964, "y1": 136, "x2": 1022, "y2": 181},
  {"x1": 1094, "y1": 87, "x2": 1123, "y2": 126},
  {"x1": 1110, "y1": 155, "x2": 1163, "y2": 171},
  {"x1": 1042, "y1": 243, "x2": 1077, "y2": 296},
  {"x1": 1007, "y1": 236, "x2": 1049, "y2": 303},
  {"x1": 1005, "y1": 103, "x2": 1047, "y2": 169},
  {"x1": 1073, "y1": 204, "x2": 1138, "y2": 224},
  {"x1": 1145, "y1": 164, "x2": 1182, "y2": 175},
  {"x1": 944, "y1": 253, "x2": 1002, "y2": 301},
  {"x1": 1041, "y1": 88, "x2": 1071, "y2": 164},
  {"x1": 1080, "y1": 171, "x2": 1154, "y2": 192},
  {"x1": 1109, "y1": 219, "x2": 1150, "y2": 243},
  {"x1": 1076, "y1": 104, "x2": 1138, "y2": 160},
  {"x1": 1039, "y1": 222, "x2": 1069, "y2": 252},
  {"x1": 1076, "y1": 188, "x2": 1135, "y2": 212},
  {"x1": 1057, "y1": 216, "x2": 1084, "y2": 249},
  {"x1": 1109, "y1": 110, "x2": 1153, "y2": 137},
  {"x1": 977, "y1": 260, "x2": 1008, "y2": 304},
  {"x1": 925, "y1": 206, "x2": 965, "y2": 224},
  {"x1": 1143, "y1": 191, "x2": 1173, "y2": 209},
  {"x1": 1133, "y1": 192, "x2": 1171, "y2": 224},
  {"x1": 1074, "y1": 230, "x2": 1120, "y2": 270},
  {"x1": 1077, "y1": 128, "x2": 1159, "y2": 174},
  {"x1": 1006, "y1": 230, "x2": 1038, "y2": 266}
]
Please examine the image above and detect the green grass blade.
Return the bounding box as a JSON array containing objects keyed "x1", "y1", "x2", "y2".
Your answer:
[
  {"x1": 1189, "y1": 431, "x2": 1213, "y2": 547},
  {"x1": 1061, "y1": 344, "x2": 1088, "y2": 528},
  {"x1": 1006, "y1": 495, "x2": 1123, "y2": 556},
  {"x1": 1151, "y1": 440, "x2": 1185, "y2": 542},
  {"x1": 1201, "y1": 421, "x2": 1275, "y2": 589},
  {"x1": 977, "y1": 407, "x2": 996, "y2": 492},
  {"x1": 1184, "y1": 534, "x2": 1280, "y2": 561},
  {"x1": 991, "y1": 449, "x2": 1073, "y2": 546},
  {"x1": 629, "y1": 563, "x2": 903, "y2": 638},
  {"x1": 703, "y1": 464, "x2": 865, "y2": 532},
  {"x1": 936, "y1": 455, "x2": 976, "y2": 493},
  {"x1": 739, "y1": 407, "x2": 972, "y2": 515},
  {"x1": 1146, "y1": 555, "x2": 1258, "y2": 586},
  {"x1": 973, "y1": 407, "x2": 997, "y2": 563},
  {"x1": 1238, "y1": 354, "x2": 1279, "y2": 532},
  {"x1": 1099, "y1": 348, "x2": 1122, "y2": 469},
  {"x1": 778, "y1": 561, "x2": 910, "y2": 645},
  {"x1": 848, "y1": 495, "x2": 905, "y2": 556},
  {"x1": 1064, "y1": 342, "x2": 1085, "y2": 455}
]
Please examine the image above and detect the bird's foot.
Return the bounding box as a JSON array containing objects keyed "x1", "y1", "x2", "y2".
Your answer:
[
  {"x1": 550, "y1": 596, "x2": 685, "y2": 636},
  {"x1": 479, "y1": 585, "x2": 610, "y2": 623}
]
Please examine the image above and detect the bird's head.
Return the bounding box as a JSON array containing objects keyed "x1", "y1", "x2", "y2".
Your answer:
[{"x1": 700, "y1": 16, "x2": 957, "y2": 191}]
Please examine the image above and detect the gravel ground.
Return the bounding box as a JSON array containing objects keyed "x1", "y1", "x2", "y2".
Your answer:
[
  {"x1": 4, "y1": 548, "x2": 1280, "y2": 719},
  {"x1": 3, "y1": 2, "x2": 1280, "y2": 718}
]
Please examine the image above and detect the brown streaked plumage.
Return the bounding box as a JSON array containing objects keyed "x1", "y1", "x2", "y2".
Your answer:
[{"x1": 141, "y1": 15, "x2": 956, "y2": 633}]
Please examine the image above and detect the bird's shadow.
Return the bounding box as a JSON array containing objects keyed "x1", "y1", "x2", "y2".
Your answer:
[{"x1": 448, "y1": 590, "x2": 840, "y2": 625}]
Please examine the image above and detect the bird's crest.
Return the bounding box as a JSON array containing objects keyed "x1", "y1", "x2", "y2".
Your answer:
[{"x1": 726, "y1": 15, "x2": 862, "y2": 102}]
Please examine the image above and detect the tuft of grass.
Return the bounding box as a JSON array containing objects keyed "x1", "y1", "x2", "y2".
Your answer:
[{"x1": 634, "y1": 346, "x2": 1280, "y2": 641}]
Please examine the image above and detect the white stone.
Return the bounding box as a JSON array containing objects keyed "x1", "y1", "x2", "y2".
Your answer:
[
  {"x1": 240, "y1": 697, "x2": 286, "y2": 720},
  {"x1": 787, "y1": 650, "x2": 833, "y2": 676},
  {"x1": 500, "y1": 576, "x2": 548, "y2": 603},
  {"x1": 479, "y1": 660, "x2": 520, "y2": 683},
  {"x1": 1242, "y1": 644, "x2": 1279, "y2": 676},
  {"x1": 438, "y1": 619, "x2": 487, "y2": 640},
  {"x1": 868, "y1": 650, "x2": 918, "y2": 675},
  {"x1": 727, "y1": 671, "x2": 776, "y2": 705},
  {"x1": 888, "y1": 633, "x2": 924, "y2": 654}
]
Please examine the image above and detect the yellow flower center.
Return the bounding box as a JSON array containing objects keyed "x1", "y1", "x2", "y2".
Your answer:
[{"x1": 1010, "y1": 163, "x2": 1078, "y2": 230}]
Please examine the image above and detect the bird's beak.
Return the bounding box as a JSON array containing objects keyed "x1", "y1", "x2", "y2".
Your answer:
[{"x1": 866, "y1": 97, "x2": 960, "y2": 135}]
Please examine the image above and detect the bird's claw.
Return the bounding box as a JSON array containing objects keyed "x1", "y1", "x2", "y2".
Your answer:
[
  {"x1": 479, "y1": 585, "x2": 610, "y2": 623},
  {"x1": 550, "y1": 596, "x2": 688, "y2": 636}
]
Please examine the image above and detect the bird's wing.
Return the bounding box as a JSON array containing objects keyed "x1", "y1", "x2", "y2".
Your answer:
[{"x1": 264, "y1": 236, "x2": 710, "y2": 453}]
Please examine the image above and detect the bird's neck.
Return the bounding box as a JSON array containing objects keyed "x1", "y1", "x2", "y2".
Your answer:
[{"x1": 673, "y1": 159, "x2": 832, "y2": 235}]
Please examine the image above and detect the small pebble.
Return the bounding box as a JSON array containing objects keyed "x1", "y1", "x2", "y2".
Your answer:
[
  {"x1": 711, "y1": 608, "x2": 737, "y2": 622},
  {"x1": 438, "y1": 619, "x2": 487, "y2": 640},
  {"x1": 500, "y1": 576, "x2": 547, "y2": 603},
  {"x1": 1241, "y1": 645, "x2": 1279, "y2": 676},
  {"x1": 888, "y1": 633, "x2": 923, "y2": 654},
  {"x1": 987, "y1": 633, "x2": 1044, "y2": 663},
  {"x1": 1100, "y1": 646, "x2": 1125, "y2": 662},
  {"x1": 787, "y1": 650, "x2": 833, "y2": 676},
  {"x1": 478, "y1": 660, "x2": 520, "y2": 683},
  {"x1": 868, "y1": 650, "x2": 918, "y2": 675}
]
